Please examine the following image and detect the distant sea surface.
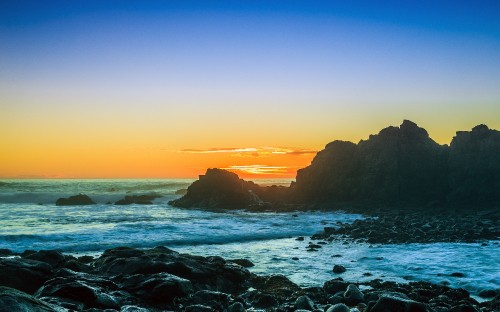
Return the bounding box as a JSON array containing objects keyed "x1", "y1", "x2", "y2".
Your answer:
[{"x1": 0, "y1": 179, "x2": 498, "y2": 297}]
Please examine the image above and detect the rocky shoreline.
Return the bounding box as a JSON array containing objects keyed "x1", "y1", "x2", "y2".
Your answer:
[
  {"x1": 1, "y1": 246, "x2": 498, "y2": 312},
  {"x1": 310, "y1": 208, "x2": 500, "y2": 244}
]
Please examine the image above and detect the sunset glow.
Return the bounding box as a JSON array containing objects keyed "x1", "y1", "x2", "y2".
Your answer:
[{"x1": 1, "y1": 1, "x2": 499, "y2": 179}]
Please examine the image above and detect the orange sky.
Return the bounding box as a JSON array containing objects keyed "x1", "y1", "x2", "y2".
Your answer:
[{"x1": 1, "y1": 2, "x2": 500, "y2": 179}]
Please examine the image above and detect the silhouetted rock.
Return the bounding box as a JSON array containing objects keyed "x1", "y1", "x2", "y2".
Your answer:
[
  {"x1": 291, "y1": 120, "x2": 448, "y2": 207},
  {"x1": 290, "y1": 120, "x2": 500, "y2": 209},
  {"x1": 448, "y1": 124, "x2": 500, "y2": 204},
  {"x1": 115, "y1": 194, "x2": 160, "y2": 205},
  {"x1": 55, "y1": 194, "x2": 95, "y2": 206},
  {"x1": 169, "y1": 168, "x2": 283, "y2": 210}
]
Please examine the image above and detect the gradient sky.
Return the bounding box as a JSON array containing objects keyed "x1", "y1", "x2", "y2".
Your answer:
[{"x1": 1, "y1": 1, "x2": 500, "y2": 178}]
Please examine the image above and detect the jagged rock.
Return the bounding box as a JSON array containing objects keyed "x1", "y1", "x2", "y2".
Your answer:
[
  {"x1": 169, "y1": 168, "x2": 287, "y2": 210},
  {"x1": 0, "y1": 258, "x2": 53, "y2": 294},
  {"x1": 169, "y1": 169, "x2": 262, "y2": 209},
  {"x1": 55, "y1": 194, "x2": 95, "y2": 206},
  {"x1": 448, "y1": 124, "x2": 500, "y2": 204},
  {"x1": 0, "y1": 286, "x2": 61, "y2": 312},
  {"x1": 333, "y1": 265, "x2": 346, "y2": 273},
  {"x1": 291, "y1": 120, "x2": 448, "y2": 206}
]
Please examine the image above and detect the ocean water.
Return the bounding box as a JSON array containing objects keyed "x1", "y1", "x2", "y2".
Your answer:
[{"x1": 0, "y1": 179, "x2": 498, "y2": 297}]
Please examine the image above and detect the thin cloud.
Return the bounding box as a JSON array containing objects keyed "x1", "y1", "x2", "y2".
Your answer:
[
  {"x1": 177, "y1": 147, "x2": 317, "y2": 157},
  {"x1": 222, "y1": 165, "x2": 293, "y2": 175}
]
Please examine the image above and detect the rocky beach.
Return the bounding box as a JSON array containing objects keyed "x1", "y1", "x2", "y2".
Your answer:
[
  {"x1": 1, "y1": 245, "x2": 499, "y2": 312},
  {"x1": 1, "y1": 121, "x2": 499, "y2": 311}
]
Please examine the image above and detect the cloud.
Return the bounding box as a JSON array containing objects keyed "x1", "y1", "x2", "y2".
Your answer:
[
  {"x1": 177, "y1": 147, "x2": 317, "y2": 157},
  {"x1": 222, "y1": 165, "x2": 293, "y2": 175}
]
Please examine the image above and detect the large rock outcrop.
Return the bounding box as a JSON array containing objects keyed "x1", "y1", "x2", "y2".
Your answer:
[
  {"x1": 448, "y1": 125, "x2": 500, "y2": 204},
  {"x1": 290, "y1": 120, "x2": 448, "y2": 206},
  {"x1": 172, "y1": 121, "x2": 499, "y2": 210},
  {"x1": 169, "y1": 168, "x2": 288, "y2": 210},
  {"x1": 290, "y1": 120, "x2": 499, "y2": 208}
]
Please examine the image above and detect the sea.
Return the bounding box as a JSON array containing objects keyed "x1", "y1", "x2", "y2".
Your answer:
[{"x1": 0, "y1": 179, "x2": 498, "y2": 298}]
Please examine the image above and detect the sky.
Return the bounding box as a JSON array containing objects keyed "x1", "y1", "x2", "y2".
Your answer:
[{"x1": 1, "y1": 1, "x2": 499, "y2": 179}]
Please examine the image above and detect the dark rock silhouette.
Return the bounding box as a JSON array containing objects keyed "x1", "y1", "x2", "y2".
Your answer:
[
  {"x1": 448, "y1": 124, "x2": 500, "y2": 204},
  {"x1": 114, "y1": 194, "x2": 161, "y2": 205},
  {"x1": 171, "y1": 121, "x2": 500, "y2": 210},
  {"x1": 55, "y1": 194, "x2": 96, "y2": 206},
  {"x1": 291, "y1": 120, "x2": 449, "y2": 206},
  {"x1": 169, "y1": 168, "x2": 286, "y2": 210},
  {"x1": 291, "y1": 120, "x2": 500, "y2": 208}
]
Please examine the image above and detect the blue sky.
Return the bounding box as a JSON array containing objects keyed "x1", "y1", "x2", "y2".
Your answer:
[{"x1": 1, "y1": 1, "x2": 500, "y2": 177}]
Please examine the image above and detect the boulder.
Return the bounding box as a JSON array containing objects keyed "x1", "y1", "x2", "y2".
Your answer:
[
  {"x1": 120, "y1": 273, "x2": 193, "y2": 303},
  {"x1": 367, "y1": 294, "x2": 426, "y2": 312},
  {"x1": 0, "y1": 258, "x2": 53, "y2": 294},
  {"x1": 55, "y1": 194, "x2": 95, "y2": 206},
  {"x1": 23, "y1": 250, "x2": 66, "y2": 268},
  {"x1": 326, "y1": 303, "x2": 350, "y2": 312},
  {"x1": 295, "y1": 295, "x2": 315, "y2": 310},
  {"x1": 0, "y1": 286, "x2": 60, "y2": 312},
  {"x1": 229, "y1": 259, "x2": 255, "y2": 268},
  {"x1": 344, "y1": 284, "x2": 364, "y2": 305},
  {"x1": 333, "y1": 265, "x2": 346, "y2": 274}
]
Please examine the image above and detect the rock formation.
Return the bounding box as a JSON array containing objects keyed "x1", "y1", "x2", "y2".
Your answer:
[
  {"x1": 171, "y1": 121, "x2": 500, "y2": 210},
  {"x1": 169, "y1": 168, "x2": 287, "y2": 210},
  {"x1": 291, "y1": 120, "x2": 499, "y2": 208},
  {"x1": 55, "y1": 194, "x2": 96, "y2": 206}
]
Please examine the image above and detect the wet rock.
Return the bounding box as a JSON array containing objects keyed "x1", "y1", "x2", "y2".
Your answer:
[
  {"x1": 449, "y1": 304, "x2": 479, "y2": 312},
  {"x1": 295, "y1": 295, "x2": 315, "y2": 310},
  {"x1": 326, "y1": 303, "x2": 350, "y2": 312},
  {"x1": 120, "y1": 273, "x2": 193, "y2": 303},
  {"x1": 450, "y1": 272, "x2": 466, "y2": 278},
  {"x1": 121, "y1": 306, "x2": 151, "y2": 312},
  {"x1": 0, "y1": 257, "x2": 53, "y2": 294},
  {"x1": 253, "y1": 293, "x2": 278, "y2": 308},
  {"x1": 227, "y1": 302, "x2": 246, "y2": 312},
  {"x1": 35, "y1": 276, "x2": 120, "y2": 309},
  {"x1": 56, "y1": 194, "x2": 95, "y2": 206},
  {"x1": 368, "y1": 294, "x2": 426, "y2": 312},
  {"x1": 229, "y1": 259, "x2": 255, "y2": 268},
  {"x1": 189, "y1": 290, "x2": 230, "y2": 309},
  {"x1": 343, "y1": 284, "x2": 364, "y2": 305},
  {"x1": 323, "y1": 279, "x2": 349, "y2": 294},
  {"x1": 478, "y1": 289, "x2": 498, "y2": 298},
  {"x1": 115, "y1": 195, "x2": 160, "y2": 205},
  {"x1": 23, "y1": 250, "x2": 66, "y2": 268},
  {"x1": 185, "y1": 304, "x2": 215, "y2": 312},
  {"x1": 0, "y1": 286, "x2": 60, "y2": 312},
  {"x1": 333, "y1": 265, "x2": 346, "y2": 274}
]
